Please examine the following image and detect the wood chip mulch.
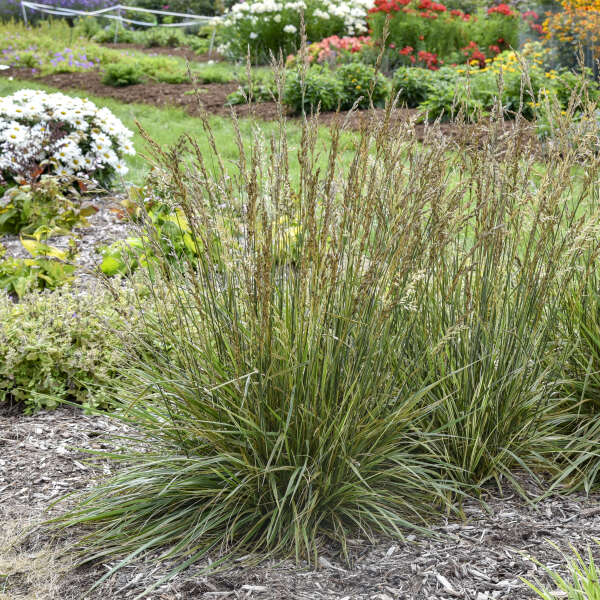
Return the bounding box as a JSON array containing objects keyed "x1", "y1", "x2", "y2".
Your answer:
[{"x1": 1, "y1": 405, "x2": 600, "y2": 599}]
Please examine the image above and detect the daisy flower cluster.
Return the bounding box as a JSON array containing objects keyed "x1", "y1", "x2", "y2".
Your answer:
[
  {"x1": 220, "y1": 0, "x2": 374, "y2": 62},
  {"x1": 0, "y1": 90, "x2": 135, "y2": 187}
]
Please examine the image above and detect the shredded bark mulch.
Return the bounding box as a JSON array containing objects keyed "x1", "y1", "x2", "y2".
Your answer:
[
  {"x1": 1, "y1": 197, "x2": 131, "y2": 287},
  {"x1": 1, "y1": 406, "x2": 600, "y2": 600}
]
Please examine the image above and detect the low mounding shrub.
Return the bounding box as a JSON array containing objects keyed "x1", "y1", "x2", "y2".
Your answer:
[
  {"x1": 0, "y1": 287, "x2": 136, "y2": 412},
  {"x1": 0, "y1": 90, "x2": 135, "y2": 188},
  {"x1": 284, "y1": 66, "x2": 343, "y2": 113},
  {"x1": 102, "y1": 62, "x2": 143, "y2": 87},
  {"x1": 336, "y1": 62, "x2": 390, "y2": 108},
  {"x1": 392, "y1": 66, "x2": 438, "y2": 107},
  {"x1": 219, "y1": 0, "x2": 374, "y2": 63}
]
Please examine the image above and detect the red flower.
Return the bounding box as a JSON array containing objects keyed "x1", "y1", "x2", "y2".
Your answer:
[
  {"x1": 489, "y1": 44, "x2": 500, "y2": 53},
  {"x1": 419, "y1": 35, "x2": 424, "y2": 40},
  {"x1": 522, "y1": 9, "x2": 538, "y2": 19},
  {"x1": 399, "y1": 45, "x2": 414, "y2": 54},
  {"x1": 487, "y1": 3, "x2": 515, "y2": 17}
]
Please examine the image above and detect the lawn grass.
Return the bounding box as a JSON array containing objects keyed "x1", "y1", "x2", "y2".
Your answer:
[{"x1": 0, "y1": 77, "x2": 358, "y2": 186}]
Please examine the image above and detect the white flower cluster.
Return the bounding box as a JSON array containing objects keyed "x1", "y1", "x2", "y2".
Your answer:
[
  {"x1": 224, "y1": 0, "x2": 374, "y2": 37},
  {"x1": 323, "y1": 0, "x2": 374, "y2": 32},
  {"x1": 0, "y1": 90, "x2": 135, "y2": 184}
]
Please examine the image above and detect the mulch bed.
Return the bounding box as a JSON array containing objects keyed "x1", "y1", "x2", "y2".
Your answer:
[
  {"x1": 1, "y1": 405, "x2": 600, "y2": 600},
  {"x1": 1, "y1": 196, "x2": 131, "y2": 287},
  {"x1": 0, "y1": 68, "x2": 540, "y2": 149},
  {"x1": 1, "y1": 68, "x2": 281, "y2": 120}
]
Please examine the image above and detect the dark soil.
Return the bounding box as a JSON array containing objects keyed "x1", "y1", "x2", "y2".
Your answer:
[{"x1": 1, "y1": 68, "x2": 281, "y2": 120}]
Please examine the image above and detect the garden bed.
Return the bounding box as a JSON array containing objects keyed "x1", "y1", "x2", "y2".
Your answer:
[
  {"x1": 1, "y1": 198, "x2": 130, "y2": 286},
  {"x1": 0, "y1": 68, "x2": 540, "y2": 148},
  {"x1": 1, "y1": 68, "x2": 280, "y2": 120},
  {"x1": 101, "y1": 44, "x2": 224, "y2": 64},
  {"x1": 1, "y1": 406, "x2": 600, "y2": 600}
]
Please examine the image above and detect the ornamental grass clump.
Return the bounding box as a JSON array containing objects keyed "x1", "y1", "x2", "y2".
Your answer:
[
  {"x1": 57, "y1": 105, "x2": 464, "y2": 595},
  {"x1": 57, "y1": 75, "x2": 600, "y2": 596},
  {"x1": 403, "y1": 107, "x2": 600, "y2": 488}
]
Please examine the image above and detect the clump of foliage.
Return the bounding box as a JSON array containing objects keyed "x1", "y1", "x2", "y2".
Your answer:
[
  {"x1": 55, "y1": 78, "x2": 600, "y2": 598},
  {"x1": 525, "y1": 542, "x2": 600, "y2": 599},
  {"x1": 336, "y1": 62, "x2": 390, "y2": 108},
  {"x1": 0, "y1": 239, "x2": 76, "y2": 299},
  {"x1": 0, "y1": 176, "x2": 98, "y2": 237},
  {"x1": 0, "y1": 285, "x2": 139, "y2": 412},
  {"x1": 392, "y1": 65, "x2": 456, "y2": 107},
  {"x1": 391, "y1": 46, "x2": 600, "y2": 122},
  {"x1": 284, "y1": 65, "x2": 343, "y2": 113},
  {"x1": 102, "y1": 62, "x2": 143, "y2": 87},
  {"x1": 98, "y1": 185, "x2": 203, "y2": 277}
]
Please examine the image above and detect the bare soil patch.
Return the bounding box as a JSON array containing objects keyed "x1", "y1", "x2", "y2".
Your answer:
[{"x1": 1, "y1": 406, "x2": 599, "y2": 600}]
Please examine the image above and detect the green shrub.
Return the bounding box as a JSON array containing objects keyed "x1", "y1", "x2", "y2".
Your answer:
[
  {"x1": 226, "y1": 74, "x2": 278, "y2": 105},
  {"x1": 92, "y1": 25, "x2": 139, "y2": 45},
  {"x1": 418, "y1": 72, "x2": 495, "y2": 121},
  {"x1": 336, "y1": 62, "x2": 390, "y2": 109},
  {"x1": 392, "y1": 67, "x2": 436, "y2": 108},
  {"x1": 391, "y1": 66, "x2": 460, "y2": 108},
  {"x1": 284, "y1": 66, "x2": 343, "y2": 114},
  {"x1": 0, "y1": 177, "x2": 97, "y2": 238},
  {"x1": 142, "y1": 27, "x2": 185, "y2": 48},
  {"x1": 102, "y1": 62, "x2": 143, "y2": 86},
  {"x1": 0, "y1": 286, "x2": 137, "y2": 412}
]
